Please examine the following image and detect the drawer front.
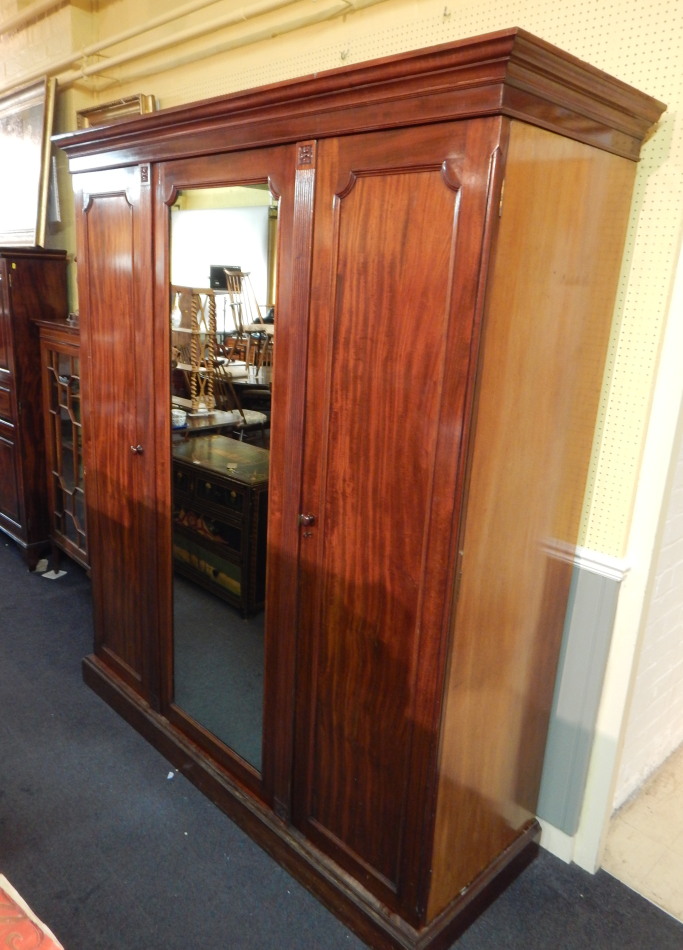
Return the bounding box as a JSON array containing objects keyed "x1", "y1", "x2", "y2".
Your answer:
[
  {"x1": 0, "y1": 430, "x2": 21, "y2": 527},
  {"x1": 173, "y1": 462, "x2": 246, "y2": 518},
  {"x1": 0, "y1": 382, "x2": 13, "y2": 421},
  {"x1": 173, "y1": 464, "x2": 195, "y2": 497},
  {"x1": 0, "y1": 264, "x2": 10, "y2": 374},
  {"x1": 173, "y1": 535, "x2": 242, "y2": 598},
  {"x1": 196, "y1": 476, "x2": 245, "y2": 515},
  {"x1": 173, "y1": 502, "x2": 243, "y2": 557}
]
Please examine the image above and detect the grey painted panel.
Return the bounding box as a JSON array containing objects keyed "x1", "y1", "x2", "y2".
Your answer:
[{"x1": 537, "y1": 565, "x2": 620, "y2": 834}]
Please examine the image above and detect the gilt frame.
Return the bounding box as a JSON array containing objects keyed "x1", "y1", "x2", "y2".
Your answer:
[{"x1": 0, "y1": 77, "x2": 56, "y2": 247}]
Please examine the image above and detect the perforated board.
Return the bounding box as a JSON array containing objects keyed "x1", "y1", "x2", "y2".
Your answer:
[
  {"x1": 156, "y1": 0, "x2": 682, "y2": 558},
  {"x1": 47, "y1": 0, "x2": 681, "y2": 558}
]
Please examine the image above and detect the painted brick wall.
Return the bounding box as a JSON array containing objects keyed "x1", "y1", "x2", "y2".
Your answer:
[
  {"x1": 0, "y1": 3, "x2": 73, "y2": 84},
  {"x1": 615, "y1": 422, "x2": 683, "y2": 807}
]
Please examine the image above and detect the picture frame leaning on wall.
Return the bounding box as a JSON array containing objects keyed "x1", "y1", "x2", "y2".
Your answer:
[{"x1": 0, "y1": 77, "x2": 56, "y2": 247}]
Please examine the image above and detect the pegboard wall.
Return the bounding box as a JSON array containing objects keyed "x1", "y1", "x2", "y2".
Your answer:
[
  {"x1": 162, "y1": 0, "x2": 683, "y2": 558},
  {"x1": 5, "y1": 0, "x2": 677, "y2": 559}
]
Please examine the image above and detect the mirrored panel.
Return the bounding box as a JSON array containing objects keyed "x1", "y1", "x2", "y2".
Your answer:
[{"x1": 169, "y1": 183, "x2": 276, "y2": 772}]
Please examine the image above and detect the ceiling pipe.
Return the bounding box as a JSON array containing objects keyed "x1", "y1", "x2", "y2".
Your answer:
[
  {"x1": 73, "y1": 0, "x2": 298, "y2": 66},
  {"x1": 57, "y1": 0, "x2": 364, "y2": 89},
  {"x1": 0, "y1": 0, "x2": 312, "y2": 94},
  {"x1": 0, "y1": 0, "x2": 65, "y2": 39}
]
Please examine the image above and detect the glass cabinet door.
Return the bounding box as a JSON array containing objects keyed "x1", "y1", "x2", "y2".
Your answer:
[{"x1": 40, "y1": 328, "x2": 88, "y2": 569}]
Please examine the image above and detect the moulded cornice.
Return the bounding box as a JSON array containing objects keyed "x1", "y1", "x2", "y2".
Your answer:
[{"x1": 54, "y1": 27, "x2": 665, "y2": 171}]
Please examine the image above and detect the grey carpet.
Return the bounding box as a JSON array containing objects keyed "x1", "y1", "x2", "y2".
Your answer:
[
  {"x1": 173, "y1": 574, "x2": 264, "y2": 769},
  {"x1": 1, "y1": 537, "x2": 682, "y2": 949}
]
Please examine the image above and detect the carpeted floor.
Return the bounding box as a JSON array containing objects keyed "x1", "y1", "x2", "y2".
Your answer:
[
  {"x1": 1, "y1": 536, "x2": 683, "y2": 949},
  {"x1": 173, "y1": 574, "x2": 264, "y2": 769}
]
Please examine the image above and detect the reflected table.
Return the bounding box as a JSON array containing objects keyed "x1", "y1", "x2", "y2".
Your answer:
[{"x1": 171, "y1": 408, "x2": 243, "y2": 441}]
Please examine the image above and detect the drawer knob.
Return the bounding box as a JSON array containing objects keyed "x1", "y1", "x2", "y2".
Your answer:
[
  {"x1": 130, "y1": 443, "x2": 144, "y2": 454},
  {"x1": 298, "y1": 513, "x2": 316, "y2": 527}
]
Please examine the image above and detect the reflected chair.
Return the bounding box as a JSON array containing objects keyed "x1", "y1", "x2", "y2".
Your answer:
[
  {"x1": 213, "y1": 362, "x2": 268, "y2": 445},
  {"x1": 244, "y1": 324, "x2": 274, "y2": 373},
  {"x1": 222, "y1": 267, "x2": 274, "y2": 373}
]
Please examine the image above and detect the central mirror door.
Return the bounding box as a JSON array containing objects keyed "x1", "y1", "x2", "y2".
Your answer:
[
  {"x1": 170, "y1": 180, "x2": 273, "y2": 775},
  {"x1": 157, "y1": 145, "x2": 311, "y2": 797}
]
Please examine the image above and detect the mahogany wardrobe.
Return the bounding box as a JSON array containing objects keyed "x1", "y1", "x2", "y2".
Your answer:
[{"x1": 56, "y1": 28, "x2": 664, "y2": 950}]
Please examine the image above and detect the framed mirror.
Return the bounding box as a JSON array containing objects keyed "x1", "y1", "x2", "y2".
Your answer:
[
  {"x1": 0, "y1": 77, "x2": 56, "y2": 247},
  {"x1": 169, "y1": 182, "x2": 277, "y2": 777}
]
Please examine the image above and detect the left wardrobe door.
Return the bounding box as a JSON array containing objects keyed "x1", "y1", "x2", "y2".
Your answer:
[{"x1": 75, "y1": 164, "x2": 159, "y2": 699}]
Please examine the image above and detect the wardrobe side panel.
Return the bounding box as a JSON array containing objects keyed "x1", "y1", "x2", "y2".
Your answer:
[{"x1": 429, "y1": 121, "x2": 637, "y2": 918}]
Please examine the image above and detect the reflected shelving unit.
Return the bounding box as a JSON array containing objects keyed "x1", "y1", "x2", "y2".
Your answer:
[{"x1": 170, "y1": 286, "x2": 217, "y2": 414}]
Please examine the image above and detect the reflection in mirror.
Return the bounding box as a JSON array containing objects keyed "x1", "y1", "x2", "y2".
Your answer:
[{"x1": 169, "y1": 183, "x2": 276, "y2": 773}]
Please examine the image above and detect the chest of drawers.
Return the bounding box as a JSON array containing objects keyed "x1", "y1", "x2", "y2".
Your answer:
[
  {"x1": 0, "y1": 248, "x2": 68, "y2": 567},
  {"x1": 172, "y1": 434, "x2": 268, "y2": 616}
]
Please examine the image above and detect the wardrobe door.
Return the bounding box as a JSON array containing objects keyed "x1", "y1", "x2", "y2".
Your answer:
[
  {"x1": 75, "y1": 164, "x2": 158, "y2": 696},
  {"x1": 156, "y1": 143, "x2": 313, "y2": 803},
  {"x1": 293, "y1": 118, "x2": 503, "y2": 917}
]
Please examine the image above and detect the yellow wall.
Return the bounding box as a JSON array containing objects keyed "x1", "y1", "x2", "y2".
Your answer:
[{"x1": 1, "y1": 0, "x2": 682, "y2": 558}]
